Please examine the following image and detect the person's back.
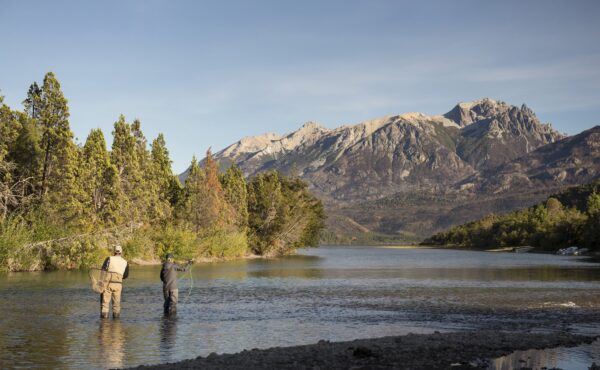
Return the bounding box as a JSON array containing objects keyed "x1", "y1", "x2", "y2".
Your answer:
[{"x1": 101, "y1": 245, "x2": 129, "y2": 319}]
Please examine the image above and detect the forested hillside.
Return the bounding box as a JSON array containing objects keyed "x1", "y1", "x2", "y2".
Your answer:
[
  {"x1": 424, "y1": 180, "x2": 600, "y2": 251},
  {"x1": 0, "y1": 72, "x2": 325, "y2": 272}
]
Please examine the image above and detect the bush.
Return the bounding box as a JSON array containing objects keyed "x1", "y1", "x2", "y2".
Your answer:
[
  {"x1": 199, "y1": 230, "x2": 248, "y2": 258},
  {"x1": 152, "y1": 225, "x2": 198, "y2": 260},
  {"x1": 0, "y1": 217, "x2": 35, "y2": 271},
  {"x1": 123, "y1": 226, "x2": 155, "y2": 260}
]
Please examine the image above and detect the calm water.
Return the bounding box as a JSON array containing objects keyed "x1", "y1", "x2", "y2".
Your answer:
[{"x1": 1, "y1": 246, "x2": 600, "y2": 369}]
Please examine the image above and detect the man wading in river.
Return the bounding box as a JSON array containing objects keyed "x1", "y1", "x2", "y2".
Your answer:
[
  {"x1": 100, "y1": 245, "x2": 129, "y2": 319},
  {"x1": 160, "y1": 253, "x2": 192, "y2": 316}
]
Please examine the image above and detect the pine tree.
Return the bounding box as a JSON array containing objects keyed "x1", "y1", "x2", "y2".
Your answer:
[
  {"x1": 203, "y1": 148, "x2": 231, "y2": 230},
  {"x1": 583, "y1": 193, "x2": 600, "y2": 249},
  {"x1": 178, "y1": 156, "x2": 205, "y2": 233},
  {"x1": 221, "y1": 164, "x2": 248, "y2": 231},
  {"x1": 22, "y1": 82, "x2": 42, "y2": 119},
  {"x1": 0, "y1": 97, "x2": 21, "y2": 164},
  {"x1": 80, "y1": 129, "x2": 121, "y2": 229},
  {"x1": 111, "y1": 115, "x2": 144, "y2": 223},
  {"x1": 8, "y1": 112, "x2": 43, "y2": 189},
  {"x1": 149, "y1": 133, "x2": 175, "y2": 221},
  {"x1": 38, "y1": 72, "x2": 84, "y2": 225}
]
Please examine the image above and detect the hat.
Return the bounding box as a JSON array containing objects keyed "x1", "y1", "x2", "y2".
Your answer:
[
  {"x1": 114, "y1": 245, "x2": 123, "y2": 254},
  {"x1": 165, "y1": 253, "x2": 174, "y2": 260}
]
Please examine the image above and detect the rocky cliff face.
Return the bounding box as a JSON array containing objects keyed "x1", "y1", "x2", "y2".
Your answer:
[
  {"x1": 201, "y1": 98, "x2": 563, "y2": 201},
  {"x1": 467, "y1": 125, "x2": 600, "y2": 194},
  {"x1": 183, "y1": 99, "x2": 597, "y2": 240}
]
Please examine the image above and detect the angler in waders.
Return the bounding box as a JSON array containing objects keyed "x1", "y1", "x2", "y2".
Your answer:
[
  {"x1": 100, "y1": 245, "x2": 129, "y2": 319},
  {"x1": 160, "y1": 253, "x2": 192, "y2": 316}
]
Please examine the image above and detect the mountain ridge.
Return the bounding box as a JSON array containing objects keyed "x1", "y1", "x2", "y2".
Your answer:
[{"x1": 181, "y1": 99, "x2": 597, "y2": 241}]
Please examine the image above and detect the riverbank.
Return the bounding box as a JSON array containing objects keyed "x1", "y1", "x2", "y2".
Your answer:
[
  {"x1": 129, "y1": 253, "x2": 266, "y2": 266},
  {"x1": 127, "y1": 331, "x2": 597, "y2": 370}
]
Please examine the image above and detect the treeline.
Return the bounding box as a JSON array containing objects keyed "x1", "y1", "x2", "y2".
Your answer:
[
  {"x1": 424, "y1": 180, "x2": 600, "y2": 251},
  {"x1": 0, "y1": 72, "x2": 325, "y2": 271}
]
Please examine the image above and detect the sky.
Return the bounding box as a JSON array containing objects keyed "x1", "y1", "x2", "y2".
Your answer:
[{"x1": 1, "y1": 0, "x2": 599, "y2": 172}]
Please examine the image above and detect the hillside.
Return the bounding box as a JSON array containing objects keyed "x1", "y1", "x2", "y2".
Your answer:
[
  {"x1": 423, "y1": 180, "x2": 600, "y2": 251},
  {"x1": 182, "y1": 99, "x2": 600, "y2": 242}
]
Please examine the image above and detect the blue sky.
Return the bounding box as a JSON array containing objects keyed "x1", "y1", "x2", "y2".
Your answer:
[{"x1": 1, "y1": 0, "x2": 599, "y2": 172}]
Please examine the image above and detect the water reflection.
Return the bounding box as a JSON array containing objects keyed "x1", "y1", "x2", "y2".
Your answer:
[
  {"x1": 98, "y1": 320, "x2": 126, "y2": 369},
  {"x1": 159, "y1": 317, "x2": 178, "y2": 363},
  {"x1": 489, "y1": 339, "x2": 600, "y2": 370}
]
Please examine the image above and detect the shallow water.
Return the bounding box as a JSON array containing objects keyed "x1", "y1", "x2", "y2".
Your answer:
[
  {"x1": 489, "y1": 339, "x2": 600, "y2": 370},
  {"x1": 1, "y1": 246, "x2": 600, "y2": 369}
]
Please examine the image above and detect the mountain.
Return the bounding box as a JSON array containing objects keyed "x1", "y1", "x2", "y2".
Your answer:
[
  {"x1": 460, "y1": 125, "x2": 600, "y2": 194},
  {"x1": 183, "y1": 99, "x2": 598, "y2": 242}
]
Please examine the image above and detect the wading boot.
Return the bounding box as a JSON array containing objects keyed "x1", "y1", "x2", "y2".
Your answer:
[
  {"x1": 113, "y1": 312, "x2": 120, "y2": 319},
  {"x1": 100, "y1": 312, "x2": 109, "y2": 319}
]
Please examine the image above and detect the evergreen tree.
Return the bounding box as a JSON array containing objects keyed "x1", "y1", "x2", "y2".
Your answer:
[
  {"x1": 0, "y1": 96, "x2": 21, "y2": 164},
  {"x1": 80, "y1": 129, "x2": 121, "y2": 228},
  {"x1": 111, "y1": 115, "x2": 145, "y2": 223},
  {"x1": 583, "y1": 193, "x2": 600, "y2": 249},
  {"x1": 178, "y1": 156, "x2": 205, "y2": 233},
  {"x1": 203, "y1": 148, "x2": 232, "y2": 230},
  {"x1": 22, "y1": 82, "x2": 42, "y2": 119},
  {"x1": 38, "y1": 72, "x2": 84, "y2": 224},
  {"x1": 247, "y1": 172, "x2": 325, "y2": 255},
  {"x1": 8, "y1": 112, "x2": 43, "y2": 189},
  {"x1": 150, "y1": 133, "x2": 174, "y2": 221},
  {"x1": 221, "y1": 164, "x2": 248, "y2": 231}
]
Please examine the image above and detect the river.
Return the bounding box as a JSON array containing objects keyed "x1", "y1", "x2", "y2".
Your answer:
[{"x1": 1, "y1": 246, "x2": 599, "y2": 369}]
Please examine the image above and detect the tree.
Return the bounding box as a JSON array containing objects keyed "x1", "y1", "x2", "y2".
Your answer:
[
  {"x1": 150, "y1": 133, "x2": 175, "y2": 221},
  {"x1": 0, "y1": 96, "x2": 21, "y2": 164},
  {"x1": 220, "y1": 164, "x2": 248, "y2": 231},
  {"x1": 37, "y1": 72, "x2": 84, "y2": 224},
  {"x1": 111, "y1": 115, "x2": 145, "y2": 223},
  {"x1": 247, "y1": 172, "x2": 325, "y2": 255},
  {"x1": 203, "y1": 148, "x2": 232, "y2": 230},
  {"x1": 22, "y1": 82, "x2": 42, "y2": 119},
  {"x1": 582, "y1": 193, "x2": 600, "y2": 249},
  {"x1": 178, "y1": 156, "x2": 205, "y2": 233},
  {"x1": 80, "y1": 129, "x2": 122, "y2": 228},
  {"x1": 8, "y1": 112, "x2": 43, "y2": 190}
]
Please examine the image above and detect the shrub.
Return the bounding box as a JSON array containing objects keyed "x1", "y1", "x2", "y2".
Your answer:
[
  {"x1": 152, "y1": 225, "x2": 198, "y2": 260},
  {"x1": 199, "y1": 230, "x2": 248, "y2": 258}
]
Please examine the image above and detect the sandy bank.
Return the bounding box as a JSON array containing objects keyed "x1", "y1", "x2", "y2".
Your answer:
[{"x1": 125, "y1": 331, "x2": 596, "y2": 370}]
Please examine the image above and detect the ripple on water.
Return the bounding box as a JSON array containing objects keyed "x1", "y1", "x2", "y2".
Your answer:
[{"x1": 1, "y1": 246, "x2": 599, "y2": 369}]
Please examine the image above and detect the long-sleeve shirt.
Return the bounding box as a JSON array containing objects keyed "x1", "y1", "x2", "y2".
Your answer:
[{"x1": 160, "y1": 261, "x2": 189, "y2": 291}]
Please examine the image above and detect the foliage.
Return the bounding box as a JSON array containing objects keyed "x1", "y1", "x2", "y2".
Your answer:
[
  {"x1": 247, "y1": 172, "x2": 326, "y2": 255},
  {"x1": 425, "y1": 180, "x2": 600, "y2": 251},
  {"x1": 0, "y1": 72, "x2": 326, "y2": 271}
]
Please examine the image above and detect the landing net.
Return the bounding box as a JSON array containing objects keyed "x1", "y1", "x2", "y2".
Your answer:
[{"x1": 88, "y1": 268, "x2": 118, "y2": 294}]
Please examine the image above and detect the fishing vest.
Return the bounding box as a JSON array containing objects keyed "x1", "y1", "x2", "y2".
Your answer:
[{"x1": 107, "y1": 256, "x2": 128, "y2": 282}]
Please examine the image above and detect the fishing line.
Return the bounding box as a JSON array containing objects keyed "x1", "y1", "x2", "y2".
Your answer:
[{"x1": 177, "y1": 262, "x2": 194, "y2": 303}]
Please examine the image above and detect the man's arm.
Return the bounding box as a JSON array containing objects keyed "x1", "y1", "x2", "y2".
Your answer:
[
  {"x1": 175, "y1": 261, "x2": 192, "y2": 272},
  {"x1": 101, "y1": 257, "x2": 110, "y2": 271}
]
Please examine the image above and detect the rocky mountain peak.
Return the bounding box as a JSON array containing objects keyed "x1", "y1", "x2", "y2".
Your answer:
[{"x1": 444, "y1": 98, "x2": 509, "y2": 126}]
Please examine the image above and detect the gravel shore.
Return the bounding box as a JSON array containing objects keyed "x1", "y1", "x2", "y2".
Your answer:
[{"x1": 126, "y1": 331, "x2": 597, "y2": 370}]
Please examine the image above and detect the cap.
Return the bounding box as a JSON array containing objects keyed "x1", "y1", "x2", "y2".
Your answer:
[
  {"x1": 165, "y1": 253, "x2": 174, "y2": 260},
  {"x1": 114, "y1": 245, "x2": 123, "y2": 254}
]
